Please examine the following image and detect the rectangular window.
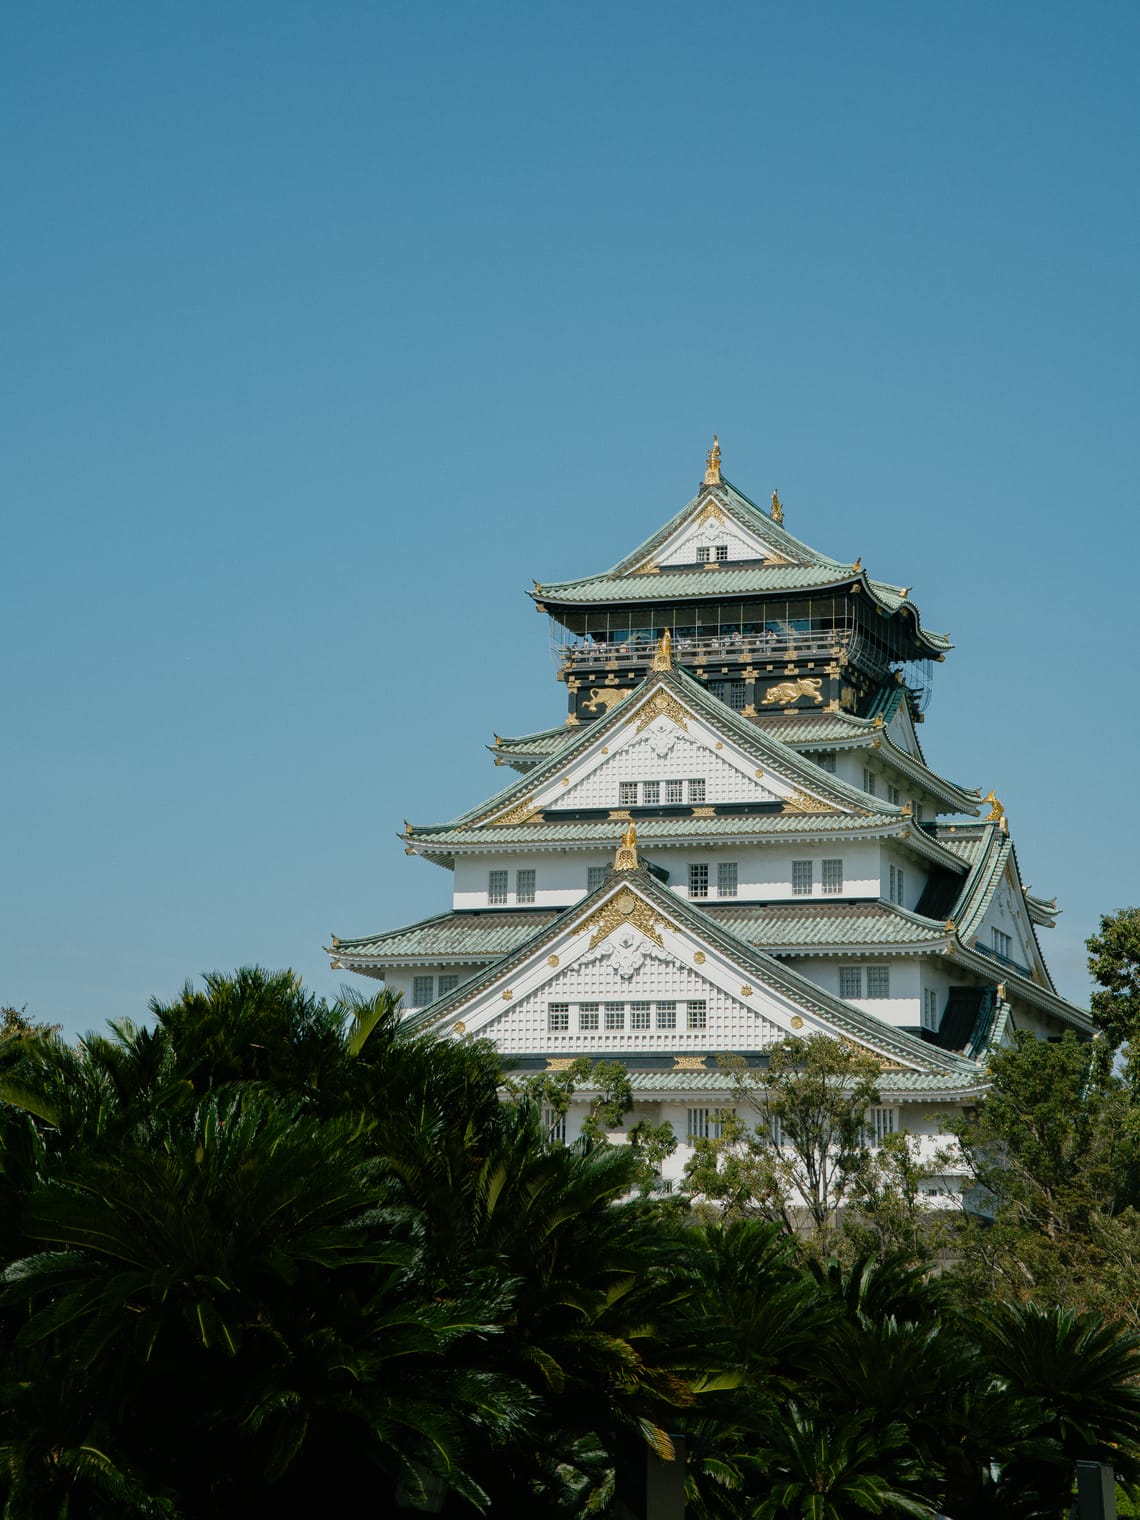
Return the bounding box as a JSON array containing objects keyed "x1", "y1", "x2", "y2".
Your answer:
[
  {"x1": 656, "y1": 1001, "x2": 677, "y2": 1029},
  {"x1": 792, "y1": 860, "x2": 813, "y2": 896},
  {"x1": 894, "y1": 868, "x2": 904, "y2": 906},
  {"x1": 889, "y1": 864, "x2": 896, "y2": 902},
  {"x1": 710, "y1": 679, "x2": 746, "y2": 711},
  {"x1": 689, "y1": 864, "x2": 709, "y2": 898},
  {"x1": 587, "y1": 865, "x2": 607, "y2": 892},
  {"x1": 868, "y1": 1107, "x2": 897, "y2": 1147},
  {"x1": 914, "y1": 802, "x2": 924, "y2": 823},
  {"x1": 578, "y1": 1003, "x2": 599, "y2": 1031},
  {"x1": 642, "y1": 780, "x2": 660, "y2": 805},
  {"x1": 993, "y1": 929, "x2": 1012, "y2": 959},
  {"x1": 769, "y1": 1115, "x2": 785, "y2": 1148},
  {"x1": 605, "y1": 1002, "x2": 625, "y2": 1031},
  {"x1": 817, "y1": 752, "x2": 837, "y2": 774},
  {"x1": 688, "y1": 779, "x2": 707, "y2": 803},
  {"x1": 687, "y1": 1000, "x2": 708, "y2": 1030},
  {"x1": 516, "y1": 869, "x2": 536, "y2": 904},
  {"x1": 664, "y1": 779, "x2": 684, "y2": 804},
  {"x1": 412, "y1": 975, "x2": 434, "y2": 1007},
  {"x1": 922, "y1": 988, "x2": 939, "y2": 1030},
  {"x1": 696, "y1": 546, "x2": 710, "y2": 564},
  {"x1": 619, "y1": 781, "x2": 638, "y2": 807},
  {"x1": 548, "y1": 1002, "x2": 569, "y2": 1032},
  {"x1": 438, "y1": 974, "x2": 459, "y2": 996},
  {"x1": 687, "y1": 1107, "x2": 712, "y2": 1141},
  {"x1": 488, "y1": 870, "x2": 508, "y2": 905},
  {"x1": 822, "y1": 859, "x2": 843, "y2": 895},
  {"x1": 866, "y1": 966, "x2": 891, "y2": 999},
  {"x1": 839, "y1": 967, "x2": 863, "y2": 999},
  {"x1": 630, "y1": 1001, "x2": 651, "y2": 1030},
  {"x1": 542, "y1": 1107, "x2": 567, "y2": 1144},
  {"x1": 717, "y1": 862, "x2": 738, "y2": 898},
  {"x1": 714, "y1": 544, "x2": 729, "y2": 562},
  {"x1": 888, "y1": 783, "x2": 900, "y2": 806},
  {"x1": 863, "y1": 768, "x2": 877, "y2": 797}
]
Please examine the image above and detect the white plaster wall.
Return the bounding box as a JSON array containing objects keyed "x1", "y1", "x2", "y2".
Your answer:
[
  {"x1": 553, "y1": 725, "x2": 779, "y2": 812},
  {"x1": 385, "y1": 965, "x2": 484, "y2": 1012},
  {"x1": 657, "y1": 516, "x2": 767, "y2": 567},
  {"x1": 454, "y1": 851, "x2": 608, "y2": 909},
  {"x1": 793, "y1": 954, "x2": 922, "y2": 1027}
]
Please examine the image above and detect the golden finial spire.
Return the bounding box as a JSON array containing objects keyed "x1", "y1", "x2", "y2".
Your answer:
[
  {"x1": 770, "y1": 489, "x2": 783, "y2": 525},
  {"x1": 651, "y1": 628, "x2": 674, "y2": 671},
  {"x1": 703, "y1": 434, "x2": 722, "y2": 485},
  {"x1": 614, "y1": 821, "x2": 639, "y2": 872}
]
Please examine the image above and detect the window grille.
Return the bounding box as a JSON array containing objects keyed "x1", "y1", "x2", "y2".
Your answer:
[
  {"x1": 488, "y1": 870, "x2": 508, "y2": 905},
  {"x1": 656, "y1": 1001, "x2": 677, "y2": 1029},
  {"x1": 664, "y1": 779, "x2": 684, "y2": 804},
  {"x1": 718, "y1": 862, "x2": 738, "y2": 898},
  {"x1": 822, "y1": 859, "x2": 843, "y2": 895},
  {"x1": 714, "y1": 544, "x2": 728, "y2": 561},
  {"x1": 894, "y1": 868, "x2": 904, "y2": 906},
  {"x1": 817, "y1": 752, "x2": 837, "y2": 773},
  {"x1": 587, "y1": 865, "x2": 606, "y2": 892},
  {"x1": 868, "y1": 1107, "x2": 898, "y2": 1147},
  {"x1": 769, "y1": 1115, "x2": 785, "y2": 1148},
  {"x1": 687, "y1": 1106, "x2": 734, "y2": 1140},
  {"x1": 548, "y1": 1002, "x2": 569, "y2": 1032},
  {"x1": 438, "y1": 974, "x2": 459, "y2": 996},
  {"x1": 688, "y1": 778, "x2": 706, "y2": 803},
  {"x1": 710, "y1": 679, "x2": 746, "y2": 711},
  {"x1": 578, "y1": 1003, "x2": 599, "y2": 1031},
  {"x1": 542, "y1": 1107, "x2": 567, "y2": 1144},
  {"x1": 839, "y1": 967, "x2": 863, "y2": 999},
  {"x1": 687, "y1": 1000, "x2": 707, "y2": 1030},
  {"x1": 696, "y1": 546, "x2": 710, "y2": 564},
  {"x1": 630, "y1": 1001, "x2": 651, "y2": 1030},
  {"x1": 863, "y1": 768, "x2": 877, "y2": 797},
  {"x1": 867, "y1": 966, "x2": 890, "y2": 999},
  {"x1": 888, "y1": 784, "x2": 900, "y2": 806},
  {"x1": 619, "y1": 781, "x2": 638, "y2": 807},
  {"x1": 642, "y1": 780, "x2": 660, "y2": 805},
  {"x1": 605, "y1": 1002, "x2": 625, "y2": 1030},
  {"x1": 792, "y1": 860, "x2": 813, "y2": 896},
  {"x1": 689, "y1": 864, "x2": 709, "y2": 898},
  {"x1": 412, "y1": 975, "x2": 434, "y2": 1007},
  {"x1": 516, "y1": 869, "x2": 536, "y2": 904},
  {"x1": 993, "y1": 929, "x2": 1012, "y2": 959},
  {"x1": 922, "y1": 988, "x2": 939, "y2": 1030}
]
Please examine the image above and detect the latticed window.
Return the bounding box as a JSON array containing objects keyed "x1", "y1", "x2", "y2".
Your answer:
[
  {"x1": 792, "y1": 860, "x2": 813, "y2": 896},
  {"x1": 643, "y1": 780, "x2": 660, "y2": 805},
  {"x1": 863, "y1": 768, "x2": 877, "y2": 797},
  {"x1": 710, "y1": 680, "x2": 746, "y2": 712},
  {"x1": 718, "y1": 862, "x2": 738, "y2": 898},
  {"x1": 516, "y1": 869, "x2": 536, "y2": 904},
  {"x1": 888, "y1": 783, "x2": 900, "y2": 805},
  {"x1": 687, "y1": 1000, "x2": 707, "y2": 1030},
  {"x1": 714, "y1": 544, "x2": 729, "y2": 562},
  {"x1": 867, "y1": 1107, "x2": 897, "y2": 1147},
  {"x1": 543, "y1": 1107, "x2": 567, "y2": 1144},
  {"x1": 587, "y1": 865, "x2": 606, "y2": 892},
  {"x1": 894, "y1": 868, "x2": 904, "y2": 906},
  {"x1": 619, "y1": 782, "x2": 638, "y2": 807},
  {"x1": 822, "y1": 859, "x2": 844, "y2": 895},
  {"x1": 923, "y1": 988, "x2": 939, "y2": 1030},
  {"x1": 817, "y1": 752, "x2": 837, "y2": 773},
  {"x1": 488, "y1": 870, "x2": 508, "y2": 905},
  {"x1": 630, "y1": 1001, "x2": 651, "y2": 1030},
  {"x1": 993, "y1": 929, "x2": 1012, "y2": 959},
  {"x1": 412, "y1": 975, "x2": 434, "y2": 1007},
  {"x1": 867, "y1": 966, "x2": 890, "y2": 999},
  {"x1": 839, "y1": 967, "x2": 863, "y2": 999},
  {"x1": 438, "y1": 974, "x2": 459, "y2": 996},
  {"x1": 689, "y1": 864, "x2": 709, "y2": 898},
  {"x1": 664, "y1": 780, "x2": 684, "y2": 804},
  {"x1": 687, "y1": 1106, "x2": 734, "y2": 1140},
  {"x1": 605, "y1": 1003, "x2": 625, "y2": 1030},
  {"x1": 688, "y1": 779, "x2": 706, "y2": 803},
  {"x1": 656, "y1": 1001, "x2": 677, "y2": 1029},
  {"x1": 548, "y1": 1002, "x2": 569, "y2": 1031},
  {"x1": 696, "y1": 546, "x2": 710, "y2": 564},
  {"x1": 579, "y1": 1003, "x2": 600, "y2": 1031}
]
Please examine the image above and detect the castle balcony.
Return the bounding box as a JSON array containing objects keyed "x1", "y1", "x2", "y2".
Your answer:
[
  {"x1": 557, "y1": 627, "x2": 844, "y2": 673},
  {"x1": 973, "y1": 941, "x2": 1036, "y2": 982}
]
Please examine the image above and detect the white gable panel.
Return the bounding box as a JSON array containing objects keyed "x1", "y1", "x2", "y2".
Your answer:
[
  {"x1": 520, "y1": 704, "x2": 818, "y2": 816},
  {"x1": 656, "y1": 513, "x2": 772, "y2": 568},
  {"x1": 976, "y1": 870, "x2": 1046, "y2": 980},
  {"x1": 442, "y1": 881, "x2": 911, "y2": 1065}
]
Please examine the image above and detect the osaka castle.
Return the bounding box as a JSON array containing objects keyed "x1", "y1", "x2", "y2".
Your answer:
[{"x1": 329, "y1": 438, "x2": 1090, "y2": 1186}]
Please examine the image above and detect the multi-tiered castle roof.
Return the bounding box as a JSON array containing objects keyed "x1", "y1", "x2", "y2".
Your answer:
[{"x1": 330, "y1": 442, "x2": 1088, "y2": 1177}]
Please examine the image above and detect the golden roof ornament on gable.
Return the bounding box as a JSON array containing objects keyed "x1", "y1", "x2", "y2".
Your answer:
[
  {"x1": 614, "y1": 820, "x2": 639, "y2": 872},
  {"x1": 651, "y1": 628, "x2": 674, "y2": 671},
  {"x1": 771, "y1": 488, "x2": 783, "y2": 525},
  {"x1": 703, "y1": 434, "x2": 722, "y2": 485}
]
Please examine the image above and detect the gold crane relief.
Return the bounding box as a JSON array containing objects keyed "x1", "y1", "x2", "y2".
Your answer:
[{"x1": 761, "y1": 677, "x2": 823, "y2": 707}]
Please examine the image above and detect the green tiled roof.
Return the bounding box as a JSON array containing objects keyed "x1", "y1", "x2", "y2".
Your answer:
[
  {"x1": 490, "y1": 724, "x2": 574, "y2": 767},
  {"x1": 568, "y1": 1068, "x2": 990, "y2": 1098},
  {"x1": 334, "y1": 910, "x2": 560, "y2": 962},
  {"x1": 705, "y1": 902, "x2": 948, "y2": 949},
  {"x1": 411, "y1": 813, "x2": 924, "y2": 848}
]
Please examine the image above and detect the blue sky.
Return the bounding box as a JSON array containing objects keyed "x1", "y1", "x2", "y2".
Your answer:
[{"x1": 4, "y1": 3, "x2": 1138, "y2": 1037}]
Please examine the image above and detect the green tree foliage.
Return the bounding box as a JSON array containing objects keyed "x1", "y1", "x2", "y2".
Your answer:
[{"x1": 1088, "y1": 907, "x2": 1140, "y2": 1062}]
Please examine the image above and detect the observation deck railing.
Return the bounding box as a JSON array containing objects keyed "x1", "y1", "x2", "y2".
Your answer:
[
  {"x1": 973, "y1": 942, "x2": 1036, "y2": 981},
  {"x1": 558, "y1": 629, "x2": 843, "y2": 670}
]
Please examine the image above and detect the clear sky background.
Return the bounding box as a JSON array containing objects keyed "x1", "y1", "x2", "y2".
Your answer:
[{"x1": 4, "y1": 3, "x2": 1138, "y2": 1038}]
